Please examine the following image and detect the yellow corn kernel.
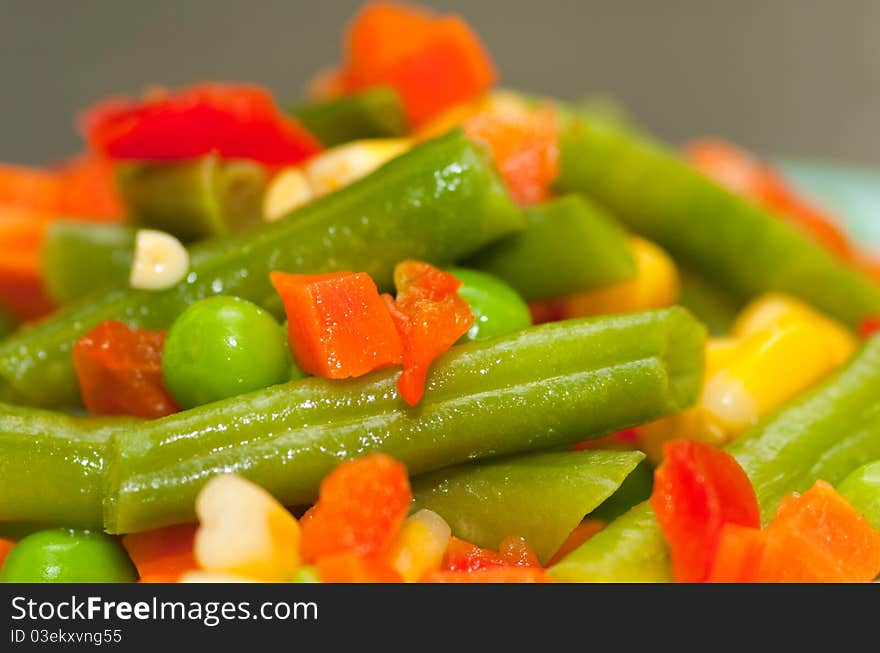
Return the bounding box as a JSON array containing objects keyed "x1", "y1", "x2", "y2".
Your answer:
[
  {"x1": 387, "y1": 509, "x2": 452, "y2": 582},
  {"x1": 304, "y1": 138, "x2": 412, "y2": 198},
  {"x1": 732, "y1": 292, "x2": 856, "y2": 365},
  {"x1": 560, "y1": 237, "x2": 680, "y2": 318},
  {"x1": 702, "y1": 316, "x2": 843, "y2": 438},
  {"x1": 179, "y1": 571, "x2": 262, "y2": 583},
  {"x1": 262, "y1": 167, "x2": 313, "y2": 222},
  {"x1": 194, "y1": 474, "x2": 301, "y2": 582}
]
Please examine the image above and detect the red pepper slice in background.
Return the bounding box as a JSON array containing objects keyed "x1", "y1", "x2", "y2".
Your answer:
[
  {"x1": 72, "y1": 320, "x2": 180, "y2": 419},
  {"x1": 651, "y1": 439, "x2": 761, "y2": 582},
  {"x1": 0, "y1": 210, "x2": 54, "y2": 321},
  {"x1": 464, "y1": 104, "x2": 559, "y2": 206},
  {"x1": 300, "y1": 454, "x2": 412, "y2": 563},
  {"x1": 270, "y1": 270, "x2": 403, "y2": 379},
  {"x1": 753, "y1": 480, "x2": 880, "y2": 582},
  {"x1": 122, "y1": 523, "x2": 198, "y2": 583},
  {"x1": 384, "y1": 261, "x2": 474, "y2": 406},
  {"x1": 0, "y1": 538, "x2": 14, "y2": 570},
  {"x1": 83, "y1": 83, "x2": 321, "y2": 165},
  {"x1": 424, "y1": 567, "x2": 551, "y2": 583},
  {"x1": 342, "y1": 2, "x2": 495, "y2": 126},
  {"x1": 859, "y1": 315, "x2": 880, "y2": 338}
]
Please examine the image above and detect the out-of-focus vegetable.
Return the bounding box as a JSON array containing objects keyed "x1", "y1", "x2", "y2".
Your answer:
[
  {"x1": 678, "y1": 271, "x2": 742, "y2": 336},
  {"x1": 104, "y1": 308, "x2": 705, "y2": 533},
  {"x1": 0, "y1": 210, "x2": 54, "y2": 320},
  {"x1": 194, "y1": 474, "x2": 301, "y2": 582},
  {"x1": 387, "y1": 509, "x2": 451, "y2": 581},
  {"x1": 0, "y1": 308, "x2": 15, "y2": 339},
  {"x1": 117, "y1": 156, "x2": 267, "y2": 241},
  {"x1": 650, "y1": 440, "x2": 760, "y2": 582},
  {"x1": 838, "y1": 461, "x2": 880, "y2": 529},
  {"x1": 42, "y1": 222, "x2": 136, "y2": 304},
  {"x1": 271, "y1": 271, "x2": 403, "y2": 379},
  {"x1": 445, "y1": 267, "x2": 530, "y2": 342},
  {"x1": 303, "y1": 138, "x2": 411, "y2": 198},
  {"x1": 555, "y1": 117, "x2": 880, "y2": 328},
  {"x1": 0, "y1": 130, "x2": 524, "y2": 408},
  {"x1": 290, "y1": 86, "x2": 408, "y2": 147},
  {"x1": 412, "y1": 449, "x2": 644, "y2": 563},
  {"x1": 0, "y1": 529, "x2": 137, "y2": 583},
  {"x1": 314, "y1": 552, "x2": 402, "y2": 583},
  {"x1": 162, "y1": 297, "x2": 289, "y2": 409},
  {"x1": 301, "y1": 454, "x2": 411, "y2": 563},
  {"x1": 558, "y1": 236, "x2": 680, "y2": 318},
  {"x1": 384, "y1": 261, "x2": 473, "y2": 405},
  {"x1": 550, "y1": 334, "x2": 880, "y2": 582},
  {"x1": 341, "y1": 2, "x2": 495, "y2": 126},
  {"x1": 466, "y1": 195, "x2": 636, "y2": 301},
  {"x1": 121, "y1": 523, "x2": 198, "y2": 583},
  {"x1": 83, "y1": 83, "x2": 321, "y2": 165},
  {"x1": 262, "y1": 168, "x2": 312, "y2": 222},
  {"x1": 73, "y1": 320, "x2": 179, "y2": 419}
]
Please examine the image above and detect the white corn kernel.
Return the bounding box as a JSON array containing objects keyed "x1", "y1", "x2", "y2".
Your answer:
[
  {"x1": 262, "y1": 167, "x2": 314, "y2": 222},
  {"x1": 129, "y1": 229, "x2": 189, "y2": 290},
  {"x1": 388, "y1": 508, "x2": 452, "y2": 582},
  {"x1": 195, "y1": 474, "x2": 301, "y2": 582},
  {"x1": 304, "y1": 139, "x2": 411, "y2": 198}
]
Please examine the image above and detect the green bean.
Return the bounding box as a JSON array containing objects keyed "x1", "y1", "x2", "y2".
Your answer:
[
  {"x1": 838, "y1": 461, "x2": 880, "y2": 529},
  {"x1": 290, "y1": 87, "x2": 408, "y2": 147}
]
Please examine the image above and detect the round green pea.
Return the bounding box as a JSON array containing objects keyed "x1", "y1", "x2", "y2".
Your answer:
[
  {"x1": 162, "y1": 296, "x2": 290, "y2": 408},
  {"x1": 448, "y1": 268, "x2": 532, "y2": 342},
  {"x1": 0, "y1": 529, "x2": 137, "y2": 583}
]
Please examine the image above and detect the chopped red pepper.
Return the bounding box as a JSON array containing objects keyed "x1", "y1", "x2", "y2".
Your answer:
[
  {"x1": 384, "y1": 260, "x2": 474, "y2": 406},
  {"x1": 424, "y1": 567, "x2": 551, "y2": 583},
  {"x1": 315, "y1": 552, "x2": 403, "y2": 583},
  {"x1": 83, "y1": 83, "x2": 321, "y2": 165},
  {"x1": 300, "y1": 454, "x2": 412, "y2": 563},
  {"x1": 342, "y1": 2, "x2": 495, "y2": 126},
  {"x1": 442, "y1": 536, "x2": 541, "y2": 572},
  {"x1": 706, "y1": 523, "x2": 766, "y2": 583},
  {"x1": 72, "y1": 320, "x2": 180, "y2": 419},
  {"x1": 651, "y1": 439, "x2": 760, "y2": 582},
  {"x1": 753, "y1": 480, "x2": 880, "y2": 582},
  {"x1": 0, "y1": 210, "x2": 54, "y2": 321},
  {"x1": 270, "y1": 270, "x2": 403, "y2": 379},
  {"x1": 0, "y1": 538, "x2": 14, "y2": 570},
  {"x1": 122, "y1": 523, "x2": 198, "y2": 582},
  {"x1": 464, "y1": 104, "x2": 559, "y2": 205}
]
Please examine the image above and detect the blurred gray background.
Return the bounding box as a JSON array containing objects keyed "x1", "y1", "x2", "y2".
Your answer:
[{"x1": 1, "y1": 0, "x2": 878, "y2": 165}]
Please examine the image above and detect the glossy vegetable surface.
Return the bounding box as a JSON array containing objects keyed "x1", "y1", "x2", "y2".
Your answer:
[
  {"x1": 0, "y1": 130, "x2": 523, "y2": 408},
  {"x1": 466, "y1": 194, "x2": 635, "y2": 300},
  {"x1": 412, "y1": 449, "x2": 644, "y2": 563},
  {"x1": 448, "y1": 268, "x2": 531, "y2": 342},
  {"x1": 105, "y1": 307, "x2": 704, "y2": 533},
  {"x1": 839, "y1": 461, "x2": 880, "y2": 529},
  {"x1": 550, "y1": 334, "x2": 880, "y2": 582}
]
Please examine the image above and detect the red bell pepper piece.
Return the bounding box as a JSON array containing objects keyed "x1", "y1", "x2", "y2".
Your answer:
[
  {"x1": 706, "y1": 523, "x2": 766, "y2": 583},
  {"x1": 72, "y1": 320, "x2": 180, "y2": 419},
  {"x1": 859, "y1": 315, "x2": 880, "y2": 339},
  {"x1": 0, "y1": 538, "x2": 14, "y2": 571},
  {"x1": 0, "y1": 210, "x2": 54, "y2": 321},
  {"x1": 442, "y1": 536, "x2": 541, "y2": 572},
  {"x1": 384, "y1": 260, "x2": 473, "y2": 406},
  {"x1": 122, "y1": 523, "x2": 198, "y2": 583},
  {"x1": 651, "y1": 439, "x2": 761, "y2": 582},
  {"x1": 342, "y1": 2, "x2": 495, "y2": 126},
  {"x1": 270, "y1": 270, "x2": 403, "y2": 379},
  {"x1": 315, "y1": 552, "x2": 403, "y2": 583},
  {"x1": 300, "y1": 454, "x2": 412, "y2": 563},
  {"x1": 83, "y1": 83, "x2": 321, "y2": 165},
  {"x1": 424, "y1": 567, "x2": 551, "y2": 583},
  {"x1": 753, "y1": 481, "x2": 880, "y2": 582},
  {"x1": 463, "y1": 104, "x2": 559, "y2": 205}
]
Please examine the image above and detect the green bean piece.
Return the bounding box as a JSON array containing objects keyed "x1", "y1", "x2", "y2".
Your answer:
[
  {"x1": 0, "y1": 528, "x2": 137, "y2": 583},
  {"x1": 838, "y1": 461, "x2": 880, "y2": 529},
  {"x1": 117, "y1": 155, "x2": 267, "y2": 242},
  {"x1": 104, "y1": 308, "x2": 705, "y2": 533},
  {"x1": 412, "y1": 449, "x2": 644, "y2": 563},
  {"x1": 0, "y1": 130, "x2": 524, "y2": 408},
  {"x1": 588, "y1": 458, "x2": 654, "y2": 523},
  {"x1": 678, "y1": 270, "x2": 743, "y2": 336},
  {"x1": 465, "y1": 195, "x2": 636, "y2": 300},
  {"x1": 42, "y1": 221, "x2": 137, "y2": 304},
  {"x1": 0, "y1": 404, "x2": 136, "y2": 529},
  {"x1": 554, "y1": 117, "x2": 880, "y2": 327},
  {"x1": 290, "y1": 87, "x2": 408, "y2": 147},
  {"x1": 0, "y1": 309, "x2": 16, "y2": 340},
  {"x1": 550, "y1": 334, "x2": 880, "y2": 582},
  {"x1": 448, "y1": 268, "x2": 531, "y2": 342}
]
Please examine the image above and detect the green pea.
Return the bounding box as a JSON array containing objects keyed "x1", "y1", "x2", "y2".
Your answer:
[
  {"x1": 838, "y1": 461, "x2": 880, "y2": 530},
  {"x1": 448, "y1": 268, "x2": 532, "y2": 342},
  {"x1": 162, "y1": 296, "x2": 290, "y2": 409},
  {"x1": 0, "y1": 529, "x2": 136, "y2": 583}
]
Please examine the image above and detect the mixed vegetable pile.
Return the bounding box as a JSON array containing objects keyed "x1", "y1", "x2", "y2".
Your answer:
[{"x1": 1, "y1": 2, "x2": 880, "y2": 584}]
